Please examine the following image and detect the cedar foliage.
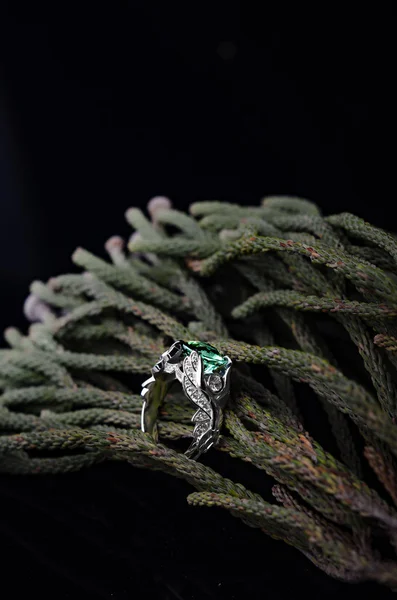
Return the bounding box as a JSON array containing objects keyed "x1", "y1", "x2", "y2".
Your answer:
[{"x1": 1, "y1": 196, "x2": 397, "y2": 589}]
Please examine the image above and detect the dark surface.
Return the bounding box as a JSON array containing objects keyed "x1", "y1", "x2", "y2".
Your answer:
[{"x1": 0, "y1": 5, "x2": 394, "y2": 599}]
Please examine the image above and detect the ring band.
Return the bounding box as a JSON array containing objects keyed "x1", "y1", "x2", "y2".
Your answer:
[{"x1": 141, "y1": 340, "x2": 232, "y2": 460}]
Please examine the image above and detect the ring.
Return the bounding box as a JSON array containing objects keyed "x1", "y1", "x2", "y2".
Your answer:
[{"x1": 141, "y1": 340, "x2": 232, "y2": 460}]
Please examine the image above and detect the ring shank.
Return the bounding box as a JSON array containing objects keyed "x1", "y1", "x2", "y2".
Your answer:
[{"x1": 141, "y1": 379, "x2": 169, "y2": 442}]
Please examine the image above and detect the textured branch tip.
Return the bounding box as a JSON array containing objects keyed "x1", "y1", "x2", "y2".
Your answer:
[
  {"x1": 23, "y1": 293, "x2": 53, "y2": 323},
  {"x1": 147, "y1": 196, "x2": 173, "y2": 220},
  {"x1": 105, "y1": 236, "x2": 126, "y2": 265},
  {"x1": 128, "y1": 231, "x2": 142, "y2": 246},
  {"x1": 82, "y1": 271, "x2": 94, "y2": 280},
  {"x1": 71, "y1": 247, "x2": 82, "y2": 262},
  {"x1": 105, "y1": 236, "x2": 124, "y2": 253}
]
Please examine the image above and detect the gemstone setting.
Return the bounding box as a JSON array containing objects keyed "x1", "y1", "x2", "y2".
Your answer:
[
  {"x1": 182, "y1": 341, "x2": 228, "y2": 374},
  {"x1": 207, "y1": 374, "x2": 223, "y2": 393}
]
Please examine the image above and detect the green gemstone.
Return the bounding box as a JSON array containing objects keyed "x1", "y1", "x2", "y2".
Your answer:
[{"x1": 182, "y1": 341, "x2": 228, "y2": 374}]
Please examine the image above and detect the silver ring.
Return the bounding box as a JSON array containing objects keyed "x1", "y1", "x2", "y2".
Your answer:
[{"x1": 141, "y1": 340, "x2": 232, "y2": 460}]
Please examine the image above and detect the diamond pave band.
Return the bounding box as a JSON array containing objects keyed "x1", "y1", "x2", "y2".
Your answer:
[{"x1": 141, "y1": 340, "x2": 232, "y2": 460}]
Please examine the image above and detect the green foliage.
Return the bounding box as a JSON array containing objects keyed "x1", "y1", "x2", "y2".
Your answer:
[{"x1": 2, "y1": 196, "x2": 397, "y2": 589}]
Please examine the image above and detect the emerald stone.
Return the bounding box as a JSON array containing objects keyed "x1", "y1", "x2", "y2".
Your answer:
[{"x1": 182, "y1": 341, "x2": 228, "y2": 374}]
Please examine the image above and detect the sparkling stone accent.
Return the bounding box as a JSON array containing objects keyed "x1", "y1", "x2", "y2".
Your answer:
[
  {"x1": 195, "y1": 394, "x2": 211, "y2": 413},
  {"x1": 194, "y1": 422, "x2": 209, "y2": 438},
  {"x1": 207, "y1": 374, "x2": 223, "y2": 393},
  {"x1": 184, "y1": 363, "x2": 195, "y2": 381},
  {"x1": 193, "y1": 410, "x2": 209, "y2": 422},
  {"x1": 183, "y1": 353, "x2": 201, "y2": 388},
  {"x1": 182, "y1": 375, "x2": 212, "y2": 415},
  {"x1": 191, "y1": 352, "x2": 199, "y2": 370}
]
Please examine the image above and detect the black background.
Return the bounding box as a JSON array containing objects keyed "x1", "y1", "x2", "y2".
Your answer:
[{"x1": 0, "y1": 5, "x2": 394, "y2": 599}]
